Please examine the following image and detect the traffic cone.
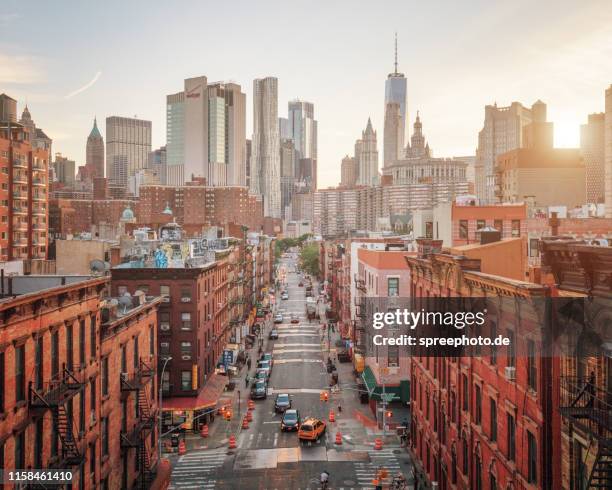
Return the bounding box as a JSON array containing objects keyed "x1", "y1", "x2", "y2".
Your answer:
[
  {"x1": 242, "y1": 416, "x2": 249, "y2": 429},
  {"x1": 374, "y1": 437, "x2": 383, "y2": 450},
  {"x1": 246, "y1": 410, "x2": 253, "y2": 422},
  {"x1": 200, "y1": 425, "x2": 209, "y2": 438},
  {"x1": 248, "y1": 399, "x2": 255, "y2": 410},
  {"x1": 329, "y1": 409, "x2": 335, "y2": 423},
  {"x1": 228, "y1": 435, "x2": 237, "y2": 449},
  {"x1": 335, "y1": 432, "x2": 342, "y2": 445},
  {"x1": 178, "y1": 440, "x2": 186, "y2": 455},
  {"x1": 378, "y1": 468, "x2": 388, "y2": 479}
]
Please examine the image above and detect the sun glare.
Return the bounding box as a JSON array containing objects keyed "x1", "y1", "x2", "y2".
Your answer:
[{"x1": 553, "y1": 120, "x2": 579, "y2": 148}]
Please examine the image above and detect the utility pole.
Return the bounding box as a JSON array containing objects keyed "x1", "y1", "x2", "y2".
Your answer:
[{"x1": 158, "y1": 356, "x2": 172, "y2": 460}]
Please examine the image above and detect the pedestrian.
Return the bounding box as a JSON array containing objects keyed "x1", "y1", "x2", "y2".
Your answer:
[
  {"x1": 245, "y1": 375, "x2": 250, "y2": 387},
  {"x1": 247, "y1": 358, "x2": 251, "y2": 371}
]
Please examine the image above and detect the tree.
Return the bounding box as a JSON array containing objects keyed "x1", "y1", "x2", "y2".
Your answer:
[{"x1": 300, "y1": 243, "x2": 319, "y2": 276}]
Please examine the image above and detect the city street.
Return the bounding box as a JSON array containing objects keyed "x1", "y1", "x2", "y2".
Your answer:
[{"x1": 168, "y1": 253, "x2": 414, "y2": 489}]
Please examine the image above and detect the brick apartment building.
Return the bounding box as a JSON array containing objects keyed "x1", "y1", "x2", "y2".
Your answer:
[
  {"x1": 404, "y1": 239, "x2": 558, "y2": 489},
  {"x1": 0, "y1": 275, "x2": 167, "y2": 489},
  {"x1": 1, "y1": 120, "x2": 50, "y2": 261},
  {"x1": 452, "y1": 203, "x2": 527, "y2": 247}
]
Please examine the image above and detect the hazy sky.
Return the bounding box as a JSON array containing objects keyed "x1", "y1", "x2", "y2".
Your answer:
[{"x1": 2, "y1": 0, "x2": 611, "y2": 188}]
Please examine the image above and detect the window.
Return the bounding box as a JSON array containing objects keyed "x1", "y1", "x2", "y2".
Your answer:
[
  {"x1": 511, "y1": 219, "x2": 520, "y2": 237},
  {"x1": 160, "y1": 342, "x2": 170, "y2": 356},
  {"x1": 160, "y1": 285, "x2": 170, "y2": 298},
  {"x1": 507, "y1": 329, "x2": 515, "y2": 368},
  {"x1": 101, "y1": 417, "x2": 109, "y2": 456},
  {"x1": 149, "y1": 325, "x2": 154, "y2": 356},
  {"x1": 0, "y1": 351, "x2": 4, "y2": 412},
  {"x1": 181, "y1": 342, "x2": 192, "y2": 359},
  {"x1": 121, "y1": 345, "x2": 127, "y2": 373},
  {"x1": 388, "y1": 345, "x2": 399, "y2": 367},
  {"x1": 90, "y1": 379, "x2": 96, "y2": 422},
  {"x1": 476, "y1": 219, "x2": 486, "y2": 231},
  {"x1": 102, "y1": 357, "x2": 109, "y2": 396},
  {"x1": 529, "y1": 238, "x2": 540, "y2": 257},
  {"x1": 527, "y1": 339, "x2": 537, "y2": 392},
  {"x1": 35, "y1": 336, "x2": 43, "y2": 390},
  {"x1": 387, "y1": 277, "x2": 399, "y2": 297},
  {"x1": 90, "y1": 315, "x2": 97, "y2": 358},
  {"x1": 450, "y1": 391, "x2": 457, "y2": 423},
  {"x1": 507, "y1": 412, "x2": 516, "y2": 461},
  {"x1": 475, "y1": 385, "x2": 482, "y2": 425},
  {"x1": 15, "y1": 344, "x2": 25, "y2": 402},
  {"x1": 133, "y1": 337, "x2": 139, "y2": 369},
  {"x1": 79, "y1": 391, "x2": 86, "y2": 433},
  {"x1": 181, "y1": 312, "x2": 192, "y2": 330},
  {"x1": 90, "y1": 444, "x2": 96, "y2": 485},
  {"x1": 462, "y1": 437, "x2": 468, "y2": 474},
  {"x1": 490, "y1": 398, "x2": 497, "y2": 442},
  {"x1": 527, "y1": 431, "x2": 537, "y2": 483},
  {"x1": 15, "y1": 431, "x2": 25, "y2": 469},
  {"x1": 493, "y1": 219, "x2": 503, "y2": 235},
  {"x1": 459, "y1": 220, "x2": 468, "y2": 239},
  {"x1": 181, "y1": 288, "x2": 192, "y2": 302},
  {"x1": 160, "y1": 312, "x2": 171, "y2": 331},
  {"x1": 162, "y1": 370, "x2": 170, "y2": 394},
  {"x1": 181, "y1": 370, "x2": 192, "y2": 391},
  {"x1": 66, "y1": 324, "x2": 74, "y2": 371},
  {"x1": 451, "y1": 447, "x2": 457, "y2": 483},
  {"x1": 52, "y1": 331, "x2": 59, "y2": 378},
  {"x1": 462, "y1": 374, "x2": 468, "y2": 411},
  {"x1": 79, "y1": 319, "x2": 86, "y2": 366},
  {"x1": 35, "y1": 417, "x2": 43, "y2": 468}
]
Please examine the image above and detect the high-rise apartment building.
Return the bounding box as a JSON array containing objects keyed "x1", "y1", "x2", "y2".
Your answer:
[
  {"x1": 251, "y1": 77, "x2": 281, "y2": 218},
  {"x1": 86, "y1": 117, "x2": 104, "y2": 178},
  {"x1": 475, "y1": 100, "x2": 544, "y2": 203},
  {"x1": 53, "y1": 153, "x2": 76, "y2": 185},
  {"x1": 286, "y1": 100, "x2": 317, "y2": 161},
  {"x1": 0, "y1": 93, "x2": 17, "y2": 123},
  {"x1": 0, "y1": 109, "x2": 49, "y2": 261},
  {"x1": 340, "y1": 155, "x2": 357, "y2": 188},
  {"x1": 580, "y1": 113, "x2": 605, "y2": 204},
  {"x1": 166, "y1": 91, "x2": 185, "y2": 186},
  {"x1": 355, "y1": 118, "x2": 379, "y2": 186},
  {"x1": 148, "y1": 146, "x2": 167, "y2": 185},
  {"x1": 383, "y1": 35, "x2": 407, "y2": 168},
  {"x1": 105, "y1": 116, "x2": 151, "y2": 188},
  {"x1": 166, "y1": 79, "x2": 246, "y2": 187},
  {"x1": 605, "y1": 85, "x2": 612, "y2": 217}
]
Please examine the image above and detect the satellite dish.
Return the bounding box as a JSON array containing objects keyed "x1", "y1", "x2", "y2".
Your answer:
[
  {"x1": 118, "y1": 296, "x2": 133, "y2": 313},
  {"x1": 90, "y1": 259, "x2": 106, "y2": 275}
]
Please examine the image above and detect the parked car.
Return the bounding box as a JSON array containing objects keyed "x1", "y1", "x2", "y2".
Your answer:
[
  {"x1": 255, "y1": 369, "x2": 268, "y2": 381},
  {"x1": 281, "y1": 292, "x2": 289, "y2": 300},
  {"x1": 298, "y1": 417, "x2": 326, "y2": 441},
  {"x1": 290, "y1": 314, "x2": 300, "y2": 324},
  {"x1": 281, "y1": 409, "x2": 301, "y2": 432},
  {"x1": 274, "y1": 393, "x2": 292, "y2": 413},
  {"x1": 257, "y1": 360, "x2": 272, "y2": 377},
  {"x1": 269, "y1": 329, "x2": 279, "y2": 340},
  {"x1": 274, "y1": 313, "x2": 283, "y2": 323},
  {"x1": 337, "y1": 349, "x2": 351, "y2": 363},
  {"x1": 250, "y1": 380, "x2": 267, "y2": 400},
  {"x1": 261, "y1": 353, "x2": 274, "y2": 366}
]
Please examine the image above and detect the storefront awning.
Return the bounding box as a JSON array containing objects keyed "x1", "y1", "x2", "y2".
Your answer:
[
  {"x1": 162, "y1": 373, "x2": 227, "y2": 412},
  {"x1": 361, "y1": 366, "x2": 402, "y2": 402}
]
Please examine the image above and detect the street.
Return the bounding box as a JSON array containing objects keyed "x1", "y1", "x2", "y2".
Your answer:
[{"x1": 168, "y1": 253, "x2": 414, "y2": 489}]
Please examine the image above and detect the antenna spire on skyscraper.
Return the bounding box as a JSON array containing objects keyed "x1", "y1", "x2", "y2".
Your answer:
[{"x1": 394, "y1": 32, "x2": 398, "y2": 74}]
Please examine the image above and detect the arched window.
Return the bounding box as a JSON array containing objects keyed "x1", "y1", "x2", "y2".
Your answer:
[
  {"x1": 451, "y1": 445, "x2": 458, "y2": 484},
  {"x1": 462, "y1": 434, "x2": 468, "y2": 475}
]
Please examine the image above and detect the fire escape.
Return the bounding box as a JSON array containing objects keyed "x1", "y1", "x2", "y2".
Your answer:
[
  {"x1": 29, "y1": 365, "x2": 84, "y2": 468},
  {"x1": 560, "y1": 376, "x2": 612, "y2": 489},
  {"x1": 354, "y1": 274, "x2": 367, "y2": 353},
  {"x1": 120, "y1": 359, "x2": 155, "y2": 490}
]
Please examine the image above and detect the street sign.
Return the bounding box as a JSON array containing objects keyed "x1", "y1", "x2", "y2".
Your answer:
[
  {"x1": 381, "y1": 393, "x2": 395, "y2": 403},
  {"x1": 223, "y1": 349, "x2": 234, "y2": 367}
]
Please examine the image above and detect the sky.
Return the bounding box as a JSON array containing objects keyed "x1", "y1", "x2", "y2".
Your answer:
[{"x1": 2, "y1": 0, "x2": 612, "y2": 189}]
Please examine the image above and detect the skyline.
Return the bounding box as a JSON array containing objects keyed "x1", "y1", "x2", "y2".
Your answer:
[{"x1": 2, "y1": 0, "x2": 612, "y2": 188}]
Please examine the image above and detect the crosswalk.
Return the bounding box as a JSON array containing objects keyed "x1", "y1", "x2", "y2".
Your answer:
[
  {"x1": 353, "y1": 448, "x2": 403, "y2": 488},
  {"x1": 169, "y1": 448, "x2": 227, "y2": 489}
]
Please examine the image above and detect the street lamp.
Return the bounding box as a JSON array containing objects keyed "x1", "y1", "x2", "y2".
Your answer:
[{"x1": 158, "y1": 356, "x2": 172, "y2": 461}]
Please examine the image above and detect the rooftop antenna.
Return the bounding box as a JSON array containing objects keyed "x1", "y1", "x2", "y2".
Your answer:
[{"x1": 394, "y1": 32, "x2": 398, "y2": 74}]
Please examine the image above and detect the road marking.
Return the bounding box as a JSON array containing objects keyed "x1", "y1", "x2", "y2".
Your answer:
[
  {"x1": 273, "y1": 343, "x2": 320, "y2": 347},
  {"x1": 273, "y1": 358, "x2": 323, "y2": 364},
  {"x1": 278, "y1": 333, "x2": 319, "y2": 338},
  {"x1": 263, "y1": 420, "x2": 280, "y2": 424},
  {"x1": 272, "y1": 348, "x2": 321, "y2": 354},
  {"x1": 270, "y1": 388, "x2": 325, "y2": 394}
]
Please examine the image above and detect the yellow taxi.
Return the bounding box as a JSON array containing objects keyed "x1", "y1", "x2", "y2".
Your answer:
[{"x1": 298, "y1": 417, "x2": 326, "y2": 442}]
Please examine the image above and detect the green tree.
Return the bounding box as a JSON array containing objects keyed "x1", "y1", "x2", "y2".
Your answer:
[{"x1": 299, "y1": 243, "x2": 319, "y2": 276}]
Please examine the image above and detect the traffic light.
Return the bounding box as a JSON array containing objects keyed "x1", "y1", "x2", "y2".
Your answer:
[
  {"x1": 224, "y1": 409, "x2": 233, "y2": 421},
  {"x1": 385, "y1": 410, "x2": 393, "y2": 419},
  {"x1": 320, "y1": 390, "x2": 329, "y2": 402}
]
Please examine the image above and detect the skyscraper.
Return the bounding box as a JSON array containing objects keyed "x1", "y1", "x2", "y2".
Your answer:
[
  {"x1": 340, "y1": 155, "x2": 357, "y2": 188},
  {"x1": 475, "y1": 100, "x2": 542, "y2": 203},
  {"x1": 166, "y1": 78, "x2": 246, "y2": 187},
  {"x1": 105, "y1": 116, "x2": 151, "y2": 188},
  {"x1": 383, "y1": 34, "x2": 407, "y2": 168},
  {"x1": 580, "y1": 112, "x2": 605, "y2": 204},
  {"x1": 251, "y1": 77, "x2": 281, "y2": 218},
  {"x1": 605, "y1": 85, "x2": 612, "y2": 217},
  {"x1": 355, "y1": 118, "x2": 379, "y2": 186},
  {"x1": 86, "y1": 117, "x2": 104, "y2": 178},
  {"x1": 166, "y1": 91, "x2": 185, "y2": 186},
  {"x1": 0, "y1": 93, "x2": 17, "y2": 123}
]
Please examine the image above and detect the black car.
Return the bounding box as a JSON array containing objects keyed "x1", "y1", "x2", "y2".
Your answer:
[
  {"x1": 280, "y1": 409, "x2": 300, "y2": 432},
  {"x1": 274, "y1": 393, "x2": 292, "y2": 413},
  {"x1": 269, "y1": 329, "x2": 279, "y2": 340},
  {"x1": 250, "y1": 380, "x2": 267, "y2": 400}
]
